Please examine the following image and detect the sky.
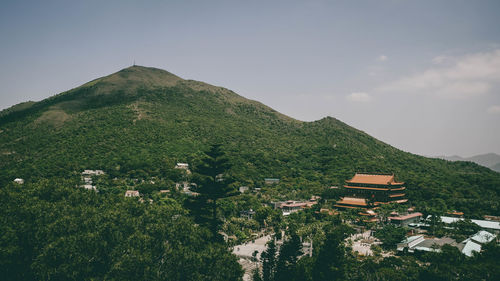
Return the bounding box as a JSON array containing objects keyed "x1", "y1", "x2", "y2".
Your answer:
[{"x1": 1, "y1": 0, "x2": 499, "y2": 157}]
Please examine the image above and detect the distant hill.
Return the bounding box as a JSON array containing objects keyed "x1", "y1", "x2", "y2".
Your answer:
[
  {"x1": 490, "y1": 162, "x2": 500, "y2": 173},
  {"x1": 438, "y1": 153, "x2": 500, "y2": 172},
  {"x1": 1, "y1": 65, "x2": 499, "y2": 216}
]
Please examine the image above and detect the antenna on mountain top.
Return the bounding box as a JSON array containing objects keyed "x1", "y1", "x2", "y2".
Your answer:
[{"x1": 133, "y1": 60, "x2": 136, "y2": 66}]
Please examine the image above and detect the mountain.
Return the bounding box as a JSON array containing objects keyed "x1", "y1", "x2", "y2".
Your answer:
[
  {"x1": 1, "y1": 65, "x2": 499, "y2": 216},
  {"x1": 490, "y1": 162, "x2": 500, "y2": 173},
  {"x1": 438, "y1": 153, "x2": 500, "y2": 172}
]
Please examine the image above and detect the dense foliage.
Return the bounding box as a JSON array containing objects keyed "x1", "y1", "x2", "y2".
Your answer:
[
  {"x1": 253, "y1": 216, "x2": 500, "y2": 281},
  {"x1": 1, "y1": 66, "x2": 499, "y2": 216},
  {"x1": 0, "y1": 180, "x2": 243, "y2": 281},
  {"x1": 1, "y1": 65, "x2": 499, "y2": 280}
]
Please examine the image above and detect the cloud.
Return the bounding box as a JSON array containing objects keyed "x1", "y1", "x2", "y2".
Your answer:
[
  {"x1": 377, "y1": 55, "x2": 388, "y2": 62},
  {"x1": 431, "y1": 55, "x2": 449, "y2": 64},
  {"x1": 378, "y1": 49, "x2": 500, "y2": 99},
  {"x1": 346, "y1": 92, "x2": 372, "y2": 103},
  {"x1": 487, "y1": 105, "x2": 500, "y2": 114}
]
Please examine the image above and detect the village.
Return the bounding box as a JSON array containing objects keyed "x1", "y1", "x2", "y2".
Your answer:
[{"x1": 18, "y1": 164, "x2": 495, "y2": 280}]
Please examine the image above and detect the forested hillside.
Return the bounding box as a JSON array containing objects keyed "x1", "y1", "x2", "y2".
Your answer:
[{"x1": 1, "y1": 65, "x2": 499, "y2": 216}]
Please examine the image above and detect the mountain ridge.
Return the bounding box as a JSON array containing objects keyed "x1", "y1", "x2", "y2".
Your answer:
[
  {"x1": 437, "y1": 153, "x2": 500, "y2": 172},
  {"x1": 1, "y1": 65, "x2": 499, "y2": 216}
]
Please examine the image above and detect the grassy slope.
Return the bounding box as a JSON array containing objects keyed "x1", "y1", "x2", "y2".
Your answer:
[{"x1": 0, "y1": 66, "x2": 499, "y2": 216}]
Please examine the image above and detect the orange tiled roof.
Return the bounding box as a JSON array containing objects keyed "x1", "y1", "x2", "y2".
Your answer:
[
  {"x1": 336, "y1": 197, "x2": 368, "y2": 206},
  {"x1": 388, "y1": 212, "x2": 422, "y2": 221},
  {"x1": 389, "y1": 193, "x2": 405, "y2": 198},
  {"x1": 344, "y1": 185, "x2": 389, "y2": 191},
  {"x1": 346, "y1": 173, "x2": 404, "y2": 185}
]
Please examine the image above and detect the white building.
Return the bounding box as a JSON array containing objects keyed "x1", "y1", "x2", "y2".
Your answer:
[
  {"x1": 175, "y1": 163, "x2": 189, "y2": 169},
  {"x1": 459, "y1": 230, "x2": 497, "y2": 257},
  {"x1": 82, "y1": 184, "x2": 97, "y2": 191},
  {"x1": 432, "y1": 216, "x2": 500, "y2": 234},
  {"x1": 13, "y1": 178, "x2": 24, "y2": 184},
  {"x1": 82, "y1": 170, "x2": 105, "y2": 176},
  {"x1": 125, "y1": 190, "x2": 140, "y2": 197}
]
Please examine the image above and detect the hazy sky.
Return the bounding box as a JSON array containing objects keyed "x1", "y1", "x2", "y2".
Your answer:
[{"x1": 1, "y1": 0, "x2": 499, "y2": 157}]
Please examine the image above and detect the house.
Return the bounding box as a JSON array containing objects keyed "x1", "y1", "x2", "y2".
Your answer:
[
  {"x1": 82, "y1": 170, "x2": 105, "y2": 176},
  {"x1": 13, "y1": 178, "x2": 24, "y2": 184},
  {"x1": 483, "y1": 215, "x2": 500, "y2": 222},
  {"x1": 447, "y1": 211, "x2": 464, "y2": 218},
  {"x1": 317, "y1": 208, "x2": 338, "y2": 216},
  {"x1": 397, "y1": 235, "x2": 458, "y2": 253},
  {"x1": 239, "y1": 186, "x2": 249, "y2": 193},
  {"x1": 434, "y1": 216, "x2": 500, "y2": 234},
  {"x1": 280, "y1": 200, "x2": 317, "y2": 215},
  {"x1": 159, "y1": 190, "x2": 170, "y2": 195},
  {"x1": 240, "y1": 209, "x2": 256, "y2": 219},
  {"x1": 388, "y1": 212, "x2": 423, "y2": 227},
  {"x1": 82, "y1": 184, "x2": 97, "y2": 191},
  {"x1": 459, "y1": 230, "x2": 497, "y2": 257},
  {"x1": 398, "y1": 230, "x2": 497, "y2": 256},
  {"x1": 175, "y1": 163, "x2": 189, "y2": 169},
  {"x1": 125, "y1": 190, "x2": 140, "y2": 197},
  {"x1": 264, "y1": 178, "x2": 280, "y2": 185}
]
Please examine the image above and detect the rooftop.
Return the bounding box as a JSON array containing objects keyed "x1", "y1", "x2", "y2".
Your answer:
[
  {"x1": 346, "y1": 173, "x2": 404, "y2": 185},
  {"x1": 438, "y1": 216, "x2": 500, "y2": 231},
  {"x1": 388, "y1": 212, "x2": 423, "y2": 221},
  {"x1": 336, "y1": 197, "x2": 368, "y2": 206},
  {"x1": 470, "y1": 230, "x2": 496, "y2": 244},
  {"x1": 461, "y1": 240, "x2": 481, "y2": 257}
]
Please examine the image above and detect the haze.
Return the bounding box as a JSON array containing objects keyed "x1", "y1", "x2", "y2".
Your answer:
[{"x1": 1, "y1": 0, "x2": 499, "y2": 157}]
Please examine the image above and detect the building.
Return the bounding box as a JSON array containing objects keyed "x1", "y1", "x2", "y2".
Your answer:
[
  {"x1": 13, "y1": 178, "x2": 24, "y2": 184},
  {"x1": 82, "y1": 184, "x2": 97, "y2": 191},
  {"x1": 334, "y1": 197, "x2": 370, "y2": 209},
  {"x1": 281, "y1": 201, "x2": 308, "y2": 215},
  {"x1": 175, "y1": 163, "x2": 189, "y2": 169},
  {"x1": 240, "y1": 209, "x2": 256, "y2": 219},
  {"x1": 447, "y1": 211, "x2": 464, "y2": 217},
  {"x1": 264, "y1": 178, "x2": 280, "y2": 185},
  {"x1": 239, "y1": 186, "x2": 249, "y2": 193},
  {"x1": 435, "y1": 216, "x2": 500, "y2": 234},
  {"x1": 388, "y1": 212, "x2": 423, "y2": 227},
  {"x1": 397, "y1": 235, "x2": 458, "y2": 253},
  {"x1": 459, "y1": 230, "x2": 497, "y2": 257},
  {"x1": 125, "y1": 190, "x2": 140, "y2": 197},
  {"x1": 279, "y1": 199, "x2": 318, "y2": 216},
  {"x1": 335, "y1": 173, "x2": 407, "y2": 209},
  {"x1": 82, "y1": 170, "x2": 105, "y2": 176},
  {"x1": 398, "y1": 230, "x2": 497, "y2": 257}
]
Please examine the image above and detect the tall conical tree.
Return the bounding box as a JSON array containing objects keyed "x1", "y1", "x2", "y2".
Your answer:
[{"x1": 189, "y1": 144, "x2": 237, "y2": 239}]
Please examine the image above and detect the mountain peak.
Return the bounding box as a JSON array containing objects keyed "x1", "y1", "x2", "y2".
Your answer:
[{"x1": 81, "y1": 65, "x2": 184, "y2": 94}]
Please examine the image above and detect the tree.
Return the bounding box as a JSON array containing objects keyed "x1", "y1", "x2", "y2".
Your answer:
[
  {"x1": 374, "y1": 224, "x2": 407, "y2": 250},
  {"x1": 188, "y1": 144, "x2": 237, "y2": 239},
  {"x1": 260, "y1": 238, "x2": 277, "y2": 281},
  {"x1": 275, "y1": 233, "x2": 303, "y2": 281},
  {"x1": 312, "y1": 224, "x2": 353, "y2": 281}
]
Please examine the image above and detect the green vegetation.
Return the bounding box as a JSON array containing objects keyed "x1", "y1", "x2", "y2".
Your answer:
[
  {"x1": 186, "y1": 144, "x2": 238, "y2": 238},
  {"x1": 1, "y1": 65, "x2": 499, "y2": 280},
  {"x1": 1, "y1": 66, "x2": 499, "y2": 216},
  {"x1": 0, "y1": 179, "x2": 242, "y2": 281}
]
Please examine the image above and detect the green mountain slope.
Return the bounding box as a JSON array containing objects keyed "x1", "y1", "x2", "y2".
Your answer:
[{"x1": 1, "y1": 66, "x2": 499, "y2": 216}]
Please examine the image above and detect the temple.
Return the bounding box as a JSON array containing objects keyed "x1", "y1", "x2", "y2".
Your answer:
[{"x1": 335, "y1": 173, "x2": 407, "y2": 209}]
